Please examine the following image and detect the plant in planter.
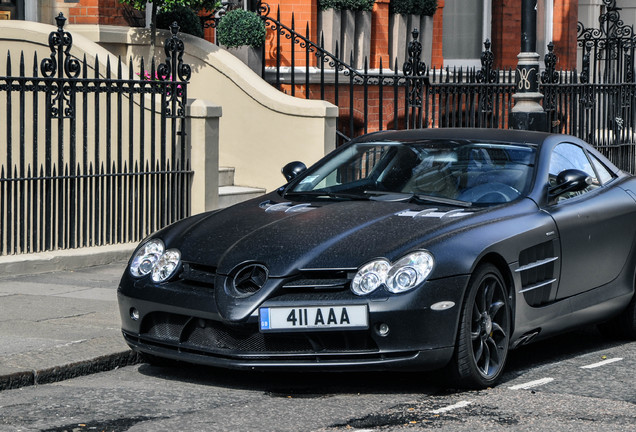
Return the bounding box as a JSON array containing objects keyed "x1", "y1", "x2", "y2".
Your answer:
[
  {"x1": 157, "y1": 5, "x2": 204, "y2": 38},
  {"x1": 119, "y1": 0, "x2": 220, "y2": 60},
  {"x1": 389, "y1": 0, "x2": 437, "y2": 16},
  {"x1": 339, "y1": 0, "x2": 375, "y2": 11},
  {"x1": 347, "y1": 0, "x2": 375, "y2": 68},
  {"x1": 216, "y1": 9, "x2": 266, "y2": 73},
  {"x1": 216, "y1": 8, "x2": 266, "y2": 48},
  {"x1": 318, "y1": 0, "x2": 342, "y2": 57},
  {"x1": 389, "y1": 0, "x2": 437, "y2": 68},
  {"x1": 318, "y1": 0, "x2": 375, "y2": 66}
]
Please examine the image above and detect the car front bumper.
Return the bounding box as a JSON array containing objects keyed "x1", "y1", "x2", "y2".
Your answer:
[{"x1": 117, "y1": 273, "x2": 469, "y2": 371}]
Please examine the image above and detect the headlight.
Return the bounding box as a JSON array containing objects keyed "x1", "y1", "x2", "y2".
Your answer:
[
  {"x1": 351, "y1": 251, "x2": 434, "y2": 296},
  {"x1": 129, "y1": 239, "x2": 182, "y2": 283},
  {"x1": 386, "y1": 251, "x2": 434, "y2": 293},
  {"x1": 130, "y1": 239, "x2": 165, "y2": 277},
  {"x1": 351, "y1": 260, "x2": 390, "y2": 295},
  {"x1": 151, "y1": 249, "x2": 181, "y2": 283}
]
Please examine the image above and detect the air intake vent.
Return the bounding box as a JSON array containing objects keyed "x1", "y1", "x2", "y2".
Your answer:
[{"x1": 517, "y1": 240, "x2": 558, "y2": 306}]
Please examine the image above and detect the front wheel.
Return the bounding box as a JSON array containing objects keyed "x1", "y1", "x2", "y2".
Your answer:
[{"x1": 448, "y1": 264, "x2": 511, "y2": 388}]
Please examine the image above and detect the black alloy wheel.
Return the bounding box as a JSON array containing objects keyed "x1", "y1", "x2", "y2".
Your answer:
[{"x1": 450, "y1": 264, "x2": 511, "y2": 388}]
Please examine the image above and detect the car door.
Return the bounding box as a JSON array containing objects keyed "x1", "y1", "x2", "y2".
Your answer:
[{"x1": 544, "y1": 142, "x2": 636, "y2": 300}]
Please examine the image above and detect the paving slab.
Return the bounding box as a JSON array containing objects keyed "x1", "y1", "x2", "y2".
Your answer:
[{"x1": 0, "y1": 261, "x2": 139, "y2": 391}]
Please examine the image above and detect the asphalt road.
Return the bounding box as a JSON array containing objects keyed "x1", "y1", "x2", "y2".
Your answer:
[{"x1": 0, "y1": 327, "x2": 634, "y2": 432}]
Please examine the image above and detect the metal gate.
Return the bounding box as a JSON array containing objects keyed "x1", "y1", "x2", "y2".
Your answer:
[{"x1": 0, "y1": 15, "x2": 193, "y2": 256}]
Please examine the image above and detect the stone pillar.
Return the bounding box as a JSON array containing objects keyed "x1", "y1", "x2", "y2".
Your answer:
[
  {"x1": 510, "y1": 0, "x2": 547, "y2": 131},
  {"x1": 187, "y1": 99, "x2": 222, "y2": 214}
]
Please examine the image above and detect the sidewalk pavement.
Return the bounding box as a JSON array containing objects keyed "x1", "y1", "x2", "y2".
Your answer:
[{"x1": 0, "y1": 259, "x2": 140, "y2": 391}]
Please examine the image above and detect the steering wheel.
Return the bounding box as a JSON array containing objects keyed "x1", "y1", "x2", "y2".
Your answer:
[{"x1": 458, "y1": 182, "x2": 521, "y2": 203}]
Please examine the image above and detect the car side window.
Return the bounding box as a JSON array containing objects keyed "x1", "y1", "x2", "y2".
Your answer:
[
  {"x1": 549, "y1": 143, "x2": 598, "y2": 200},
  {"x1": 590, "y1": 153, "x2": 615, "y2": 185}
]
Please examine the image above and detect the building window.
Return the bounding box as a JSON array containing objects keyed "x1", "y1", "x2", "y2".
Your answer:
[
  {"x1": 443, "y1": 0, "x2": 491, "y2": 68},
  {"x1": 0, "y1": 0, "x2": 23, "y2": 20},
  {"x1": 444, "y1": 0, "x2": 553, "y2": 68}
]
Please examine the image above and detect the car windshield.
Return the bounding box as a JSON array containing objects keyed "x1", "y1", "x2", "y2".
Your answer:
[{"x1": 286, "y1": 139, "x2": 537, "y2": 206}]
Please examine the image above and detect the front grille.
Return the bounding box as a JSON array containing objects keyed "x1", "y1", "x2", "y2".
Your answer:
[
  {"x1": 180, "y1": 262, "x2": 216, "y2": 288},
  {"x1": 138, "y1": 312, "x2": 377, "y2": 355},
  {"x1": 185, "y1": 321, "x2": 313, "y2": 352},
  {"x1": 282, "y1": 269, "x2": 353, "y2": 293}
]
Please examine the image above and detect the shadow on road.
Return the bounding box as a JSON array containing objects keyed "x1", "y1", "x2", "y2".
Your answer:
[
  {"x1": 501, "y1": 324, "x2": 627, "y2": 381},
  {"x1": 135, "y1": 325, "x2": 628, "y2": 395}
]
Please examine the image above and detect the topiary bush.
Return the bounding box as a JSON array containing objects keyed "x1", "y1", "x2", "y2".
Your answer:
[
  {"x1": 319, "y1": 0, "x2": 376, "y2": 12},
  {"x1": 156, "y1": 6, "x2": 204, "y2": 38},
  {"x1": 389, "y1": 0, "x2": 438, "y2": 16},
  {"x1": 216, "y1": 9, "x2": 266, "y2": 48},
  {"x1": 419, "y1": 0, "x2": 438, "y2": 16}
]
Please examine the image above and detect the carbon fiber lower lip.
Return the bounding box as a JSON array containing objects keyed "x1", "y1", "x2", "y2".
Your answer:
[{"x1": 122, "y1": 330, "x2": 454, "y2": 371}]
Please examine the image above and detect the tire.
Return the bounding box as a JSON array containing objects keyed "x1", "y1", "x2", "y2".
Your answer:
[{"x1": 448, "y1": 264, "x2": 511, "y2": 389}]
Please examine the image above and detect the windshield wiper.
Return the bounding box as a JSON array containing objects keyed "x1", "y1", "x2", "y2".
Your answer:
[
  {"x1": 411, "y1": 194, "x2": 473, "y2": 208},
  {"x1": 284, "y1": 190, "x2": 370, "y2": 200}
]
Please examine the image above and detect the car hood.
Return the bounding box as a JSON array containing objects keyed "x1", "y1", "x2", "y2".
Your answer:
[
  {"x1": 162, "y1": 194, "x2": 487, "y2": 277},
  {"x1": 156, "y1": 194, "x2": 535, "y2": 321}
]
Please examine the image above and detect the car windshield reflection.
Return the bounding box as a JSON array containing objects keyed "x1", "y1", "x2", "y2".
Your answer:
[{"x1": 286, "y1": 140, "x2": 537, "y2": 206}]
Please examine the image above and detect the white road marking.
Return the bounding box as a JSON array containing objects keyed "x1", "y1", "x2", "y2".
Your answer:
[
  {"x1": 581, "y1": 357, "x2": 623, "y2": 369},
  {"x1": 509, "y1": 377, "x2": 554, "y2": 390},
  {"x1": 431, "y1": 400, "x2": 472, "y2": 414}
]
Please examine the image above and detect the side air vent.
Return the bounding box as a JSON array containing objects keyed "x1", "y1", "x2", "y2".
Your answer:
[{"x1": 517, "y1": 240, "x2": 558, "y2": 307}]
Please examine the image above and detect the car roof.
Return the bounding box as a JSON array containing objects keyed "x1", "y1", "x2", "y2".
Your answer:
[{"x1": 351, "y1": 128, "x2": 558, "y2": 147}]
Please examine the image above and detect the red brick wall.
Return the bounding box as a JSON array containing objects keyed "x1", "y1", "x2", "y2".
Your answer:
[
  {"x1": 68, "y1": 0, "x2": 133, "y2": 25},
  {"x1": 263, "y1": 0, "x2": 318, "y2": 67},
  {"x1": 491, "y1": 0, "x2": 521, "y2": 69},
  {"x1": 431, "y1": 0, "x2": 444, "y2": 68},
  {"x1": 553, "y1": 0, "x2": 578, "y2": 69},
  {"x1": 370, "y1": 0, "x2": 390, "y2": 69}
]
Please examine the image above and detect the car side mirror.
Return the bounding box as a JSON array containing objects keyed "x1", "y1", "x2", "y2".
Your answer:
[
  {"x1": 549, "y1": 169, "x2": 593, "y2": 198},
  {"x1": 282, "y1": 161, "x2": 307, "y2": 182}
]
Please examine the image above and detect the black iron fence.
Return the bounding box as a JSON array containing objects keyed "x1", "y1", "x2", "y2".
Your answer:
[
  {"x1": 0, "y1": 14, "x2": 192, "y2": 256},
  {"x1": 258, "y1": 2, "x2": 636, "y2": 172}
]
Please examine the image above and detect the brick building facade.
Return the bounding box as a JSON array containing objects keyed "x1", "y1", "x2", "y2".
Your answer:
[
  {"x1": 0, "y1": 0, "x2": 612, "y2": 71},
  {"x1": 4, "y1": 1, "x2": 636, "y2": 71}
]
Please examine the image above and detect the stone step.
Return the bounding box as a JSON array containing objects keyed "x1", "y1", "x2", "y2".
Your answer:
[
  {"x1": 218, "y1": 185, "x2": 266, "y2": 208},
  {"x1": 219, "y1": 166, "x2": 235, "y2": 187}
]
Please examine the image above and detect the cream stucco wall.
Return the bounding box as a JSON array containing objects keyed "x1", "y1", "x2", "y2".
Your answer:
[{"x1": 70, "y1": 25, "x2": 339, "y2": 192}]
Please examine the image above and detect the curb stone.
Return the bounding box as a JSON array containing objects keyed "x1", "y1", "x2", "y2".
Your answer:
[{"x1": 0, "y1": 351, "x2": 140, "y2": 392}]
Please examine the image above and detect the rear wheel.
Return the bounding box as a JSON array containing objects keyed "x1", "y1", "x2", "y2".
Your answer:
[{"x1": 449, "y1": 264, "x2": 511, "y2": 388}]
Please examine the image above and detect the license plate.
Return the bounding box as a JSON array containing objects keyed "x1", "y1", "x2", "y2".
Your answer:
[{"x1": 259, "y1": 305, "x2": 368, "y2": 332}]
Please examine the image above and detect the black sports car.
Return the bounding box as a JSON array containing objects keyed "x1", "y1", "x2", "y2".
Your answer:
[{"x1": 118, "y1": 128, "x2": 636, "y2": 388}]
